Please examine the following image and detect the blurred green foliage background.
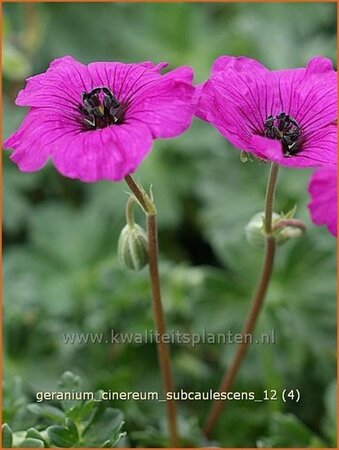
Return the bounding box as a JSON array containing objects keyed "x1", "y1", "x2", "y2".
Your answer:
[{"x1": 2, "y1": 2, "x2": 337, "y2": 448}]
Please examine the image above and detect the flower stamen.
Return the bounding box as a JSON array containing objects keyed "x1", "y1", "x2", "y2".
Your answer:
[
  {"x1": 264, "y1": 112, "x2": 302, "y2": 157},
  {"x1": 79, "y1": 87, "x2": 125, "y2": 130}
]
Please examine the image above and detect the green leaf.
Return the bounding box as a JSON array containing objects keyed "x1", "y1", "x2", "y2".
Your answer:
[
  {"x1": 66, "y1": 398, "x2": 97, "y2": 423},
  {"x1": 27, "y1": 404, "x2": 65, "y2": 424},
  {"x1": 19, "y1": 438, "x2": 44, "y2": 448},
  {"x1": 82, "y1": 408, "x2": 124, "y2": 447},
  {"x1": 2, "y1": 423, "x2": 13, "y2": 448},
  {"x1": 26, "y1": 428, "x2": 49, "y2": 448},
  {"x1": 47, "y1": 421, "x2": 79, "y2": 448},
  {"x1": 257, "y1": 412, "x2": 327, "y2": 448},
  {"x1": 2, "y1": 376, "x2": 28, "y2": 425},
  {"x1": 322, "y1": 381, "x2": 337, "y2": 446},
  {"x1": 58, "y1": 371, "x2": 83, "y2": 413}
]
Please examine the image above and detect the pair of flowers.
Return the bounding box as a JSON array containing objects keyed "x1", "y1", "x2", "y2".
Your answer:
[{"x1": 4, "y1": 55, "x2": 337, "y2": 236}]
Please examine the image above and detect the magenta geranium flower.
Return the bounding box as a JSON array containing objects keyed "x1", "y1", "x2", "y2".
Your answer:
[
  {"x1": 196, "y1": 56, "x2": 337, "y2": 168},
  {"x1": 308, "y1": 166, "x2": 337, "y2": 237},
  {"x1": 3, "y1": 56, "x2": 195, "y2": 182}
]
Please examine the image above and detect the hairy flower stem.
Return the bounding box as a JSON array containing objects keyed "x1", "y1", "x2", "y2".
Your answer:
[
  {"x1": 203, "y1": 163, "x2": 279, "y2": 438},
  {"x1": 124, "y1": 175, "x2": 179, "y2": 448},
  {"x1": 273, "y1": 218, "x2": 306, "y2": 234},
  {"x1": 263, "y1": 163, "x2": 279, "y2": 234},
  {"x1": 125, "y1": 174, "x2": 149, "y2": 212},
  {"x1": 125, "y1": 196, "x2": 136, "y2": 228}
]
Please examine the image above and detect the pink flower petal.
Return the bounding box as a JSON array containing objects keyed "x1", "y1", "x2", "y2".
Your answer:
[
  {"x1": 308, "y1": 166, "x2": 337, "y2": 237},
  {"x1": 51, "y1": 122, "x2": 153, "y2": 182},
  {"x1": 126, "y1": 66, "x2": 195, "y2": 138},
  {"x1": 305, "y1": 56, "x2": 335, "y2": 75},
  {"x1": 16, "y1": 56, "x2": 91, "y2": 110},
  {"x1": 4, "y1": 107, "x2": 77, "y2": 171}
]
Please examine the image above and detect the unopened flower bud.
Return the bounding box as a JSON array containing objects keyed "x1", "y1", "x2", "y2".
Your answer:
[
  {"x1": 118, "y1": 224, "x2": 148, "y2": 271},
  {"x1": 245, "y1": 211, "x2": 305, "y2": 248},
  {"x1": 278, "y1": 224, "x2": 304, "y2": 240},
  {"x1": 245, "y1": 212, "x2": 276, "y2": 248}
]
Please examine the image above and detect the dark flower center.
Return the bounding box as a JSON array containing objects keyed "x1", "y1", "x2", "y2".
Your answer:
[
  {"x1": 78, "y1": 87, "x2": 125, "y2": 130},
  {"x1": 264, "y1": 112, "x2": 302, "y2": 157}
]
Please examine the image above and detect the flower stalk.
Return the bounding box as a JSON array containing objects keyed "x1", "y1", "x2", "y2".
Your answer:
[
  {"x1": 124, "y1": 174, "x2": 179, "y2": 447},
  {"x1": 125, "y1": 195, "x2": 136, "y2": 228},
  {"x1": 203, "y1": 163, "x2": 279, "y2": 438},
  {"x1": 273, "y1": 218, "x2": 306, "y2": 234},
  {"x1": 264, "y1": 163, "x2": 279, "y2": 234}
]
